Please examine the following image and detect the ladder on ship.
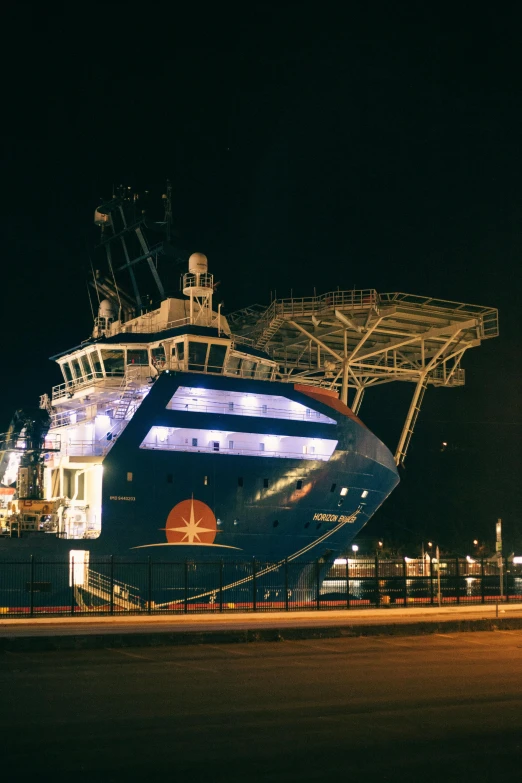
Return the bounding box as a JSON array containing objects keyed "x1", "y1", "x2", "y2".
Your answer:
[
  {"x1": 395, "y1": 377, "x2": 428, "y2": 466},
  {"x1": 114, "y1": 369, "x2": 141, "y2": 420},
  {"x1": 255, "y1": 315, "x2": 285, "y2": 349}
]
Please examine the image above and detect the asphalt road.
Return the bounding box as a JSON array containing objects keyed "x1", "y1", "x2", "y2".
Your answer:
[{"x1": 2, "y1": 631, "x2": 522, "y2": 782}]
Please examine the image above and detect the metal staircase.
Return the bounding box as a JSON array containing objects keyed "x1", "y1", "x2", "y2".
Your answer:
[
  {"x1": 76, "y1": 568, "x2": 144, "y2": 611},
  {"x1": 256, "y1": 316, "x2": 284, "y2": 349},
  {"x1": 114, "y1": 370, "x2": 141, "y2": 420}
]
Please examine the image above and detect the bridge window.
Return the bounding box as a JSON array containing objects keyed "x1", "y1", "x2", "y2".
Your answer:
[
  {"x1": 62, "y1": 362, "x2": 73, "y2": 385},
  {"x1": 79, "y1": 355, "x2": 91, "y2": 379},
  {"x1": 71, "y1": 358, "x2": 83, "y2": 381},
  {"x1": 188, "y1": 341, "x2": 208, "y2": 371},
  {"x1": 208, "y1": 343, "x2": 227, "y2": 372},
  {"x1": 227, "y1": 355, "x2": 241, "y2": 375},
  {"x1": 151, "y1": 346, "x2": 166, "y2": 366},
  {"x1": 258, "y1": 363, "x2": 272, "y2": 379},
  {"x1": 127, "y1": 349, "x2": 149, "y2": 365},
  {"x1": 241, "y1": 358, "x2": 257, "y2": 378},
  {"x1": 89, "y1": 350, "x2": 103, "y2": 377},
  {"x1": 101, "y1": 349, "x2": 124, "y2": 376}
]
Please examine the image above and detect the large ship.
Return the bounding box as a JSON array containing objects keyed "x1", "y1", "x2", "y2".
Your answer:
[{"x1": 0, "y1": 186, "x2": 499, "y2": 605}]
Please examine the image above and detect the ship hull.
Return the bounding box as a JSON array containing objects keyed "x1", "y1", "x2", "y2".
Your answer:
[{"x1": 0, "y1": 372, "x2": 399, "y2": 607}]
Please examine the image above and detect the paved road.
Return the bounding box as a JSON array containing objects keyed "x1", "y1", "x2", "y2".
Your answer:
[
  {"x1": 2, "y1": 602, "x2": 522, "y2": 638},
  {"x1": 2, "y1": 631, "x2": 521, "y2": 781}
]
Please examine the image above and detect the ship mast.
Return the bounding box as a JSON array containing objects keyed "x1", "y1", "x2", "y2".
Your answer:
[{"x1": 93, "y1": 184, "x2": 169, "y2": 321}]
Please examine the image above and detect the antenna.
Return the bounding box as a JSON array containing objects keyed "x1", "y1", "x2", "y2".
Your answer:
[{"x1": 163, "y1": 180, "x2": 173, "y2": 242}]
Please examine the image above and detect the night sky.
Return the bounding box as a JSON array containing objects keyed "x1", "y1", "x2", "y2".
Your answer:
[{"x1": 2, "y1": 5, "x2": 521, "y2": 553}]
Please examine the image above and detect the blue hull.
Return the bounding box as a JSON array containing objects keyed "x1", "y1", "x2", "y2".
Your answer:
[{"x1": 0, "y1": 372, "x2": 399, "y2": 567}]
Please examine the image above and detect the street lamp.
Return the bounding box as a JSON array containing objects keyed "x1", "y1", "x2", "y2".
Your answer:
[{"x1": 352, "y1": 544, "x2": 359, "y2": 553}]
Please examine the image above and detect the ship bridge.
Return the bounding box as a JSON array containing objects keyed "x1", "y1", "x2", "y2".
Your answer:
[{"x1": 228, "y1": 289, "x2": 499, "y2": 465}]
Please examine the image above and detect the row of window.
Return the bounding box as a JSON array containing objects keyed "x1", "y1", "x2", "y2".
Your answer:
[
  {"x1": 126, "y1": 471, "x2": 369, "y2": 500},
  {"x1": 60, "y1": 340, "x2": 275, "y2": 386}
]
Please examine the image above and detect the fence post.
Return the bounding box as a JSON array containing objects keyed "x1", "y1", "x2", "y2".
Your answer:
[
  {"x1": 184, "y1": 560, "x2": 188, "y2": 614},
  {"x1": 316, "y1": 560, "x2": 320, "y2": 610},
  {"x1": 346, "y1": 557, "x2": 350, "y2": 609},
  {"x1": 481, "y1": 557, "x2": 485, "y2": 604},
  {"x1": 374, "y1": 554, "x2": 380, "y2": 608},
  {"x1": 70, "y1": 556, "x2": 75, "y2": 616},
  {"x1": 29, "y1": 555, "x2": 34, "y2": 618},
  {"x1": 252, "y1": 558, "x2": 257, "y2": 612},
  {"x1": 455, "y1": 557, "x2": 460, "y2": 605},
  {"x1": 147, "y1": 556, "x2": 152, "y2": 615},
  {"x1": 403, "y1": 557, "x2": 408, "y2": 606},
  {"x1": 429, "y1": 555, "x2": 434, "y2": 605},
  {"x1": 219, "y1": 560, "x2": 224, "y2": 613},
  {"x1": 505, "y1": 557, "x2": 509, "y2": 603},
  {"x1": 109, "y1": 555, "x2": 114, "y2": 615},
  {"x1": 284, "y1": 558, "x2": 289, "y2": 611}
]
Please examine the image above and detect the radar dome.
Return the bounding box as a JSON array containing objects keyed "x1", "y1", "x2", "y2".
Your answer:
[
  {"x1": 188, "y1": 252, "x2": 208, "y2": 274},
  {"x1": 98, "y1": 299, "x2": 117, "y2": 319}
]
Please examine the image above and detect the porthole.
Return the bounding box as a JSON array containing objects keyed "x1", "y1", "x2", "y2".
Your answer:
[
  {"x1": 273, "y1": 520, "x2": 279, "y2": 527},
  {"x1": 330, "y1": 483, "x2": 336, "y2": 493},
  {"x1": 304, "y1": 522, "x2": 310, "y2": 529},
  {"x1": 316, "y1": 523, "x2": 322, "y2": 530}
]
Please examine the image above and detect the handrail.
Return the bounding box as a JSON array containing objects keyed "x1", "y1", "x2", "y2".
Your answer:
[
  {"x1": 167, "y1": 400, "x2": 335, "y2": 423},
  {"x1": 141, "y1": 442, "x2": 334, "y2": 461}
]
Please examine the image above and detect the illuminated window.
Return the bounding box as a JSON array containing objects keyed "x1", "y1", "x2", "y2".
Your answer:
[
  {"x1": 167, "y1": 387, "x2": 336, "y2": 423},
  {"x1": 361, "y1": 490, "x2": 369, "y2": 498},
  {"x1": 127, "y1": 472, "x2": 133, "y2": 482},
  {"x1": 340, "y1": 487, "x2": 348, "y2": 496},
  {"x1": 204, "y1": 476, "x2": 209, "y2": 485},
  {"x1": 140, "y1": 427, "x2": 337, "y2": 461}
]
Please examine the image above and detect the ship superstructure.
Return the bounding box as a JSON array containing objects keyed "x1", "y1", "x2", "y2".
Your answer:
[{"x1": 0, "y1": 186, "x2": 499, "y2": 607}]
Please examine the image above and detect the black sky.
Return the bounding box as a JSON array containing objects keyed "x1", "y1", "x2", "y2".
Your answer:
[{"x1": 2, "y1": 4, "x2": 521, "y2": 551}]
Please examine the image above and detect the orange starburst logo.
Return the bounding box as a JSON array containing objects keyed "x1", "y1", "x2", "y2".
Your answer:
[{"x1": 164, "y1": 498, "x2": 217, "y2": 545}]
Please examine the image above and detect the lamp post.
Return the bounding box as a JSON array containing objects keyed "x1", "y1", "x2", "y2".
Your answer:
[{"x1": 435, "y1": 545, "x2": 442, "y2": 607}]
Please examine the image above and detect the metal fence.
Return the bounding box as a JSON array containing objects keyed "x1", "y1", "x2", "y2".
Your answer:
[{"x1": 0, "y1": 556, "x2": 521, "y2": 617}]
